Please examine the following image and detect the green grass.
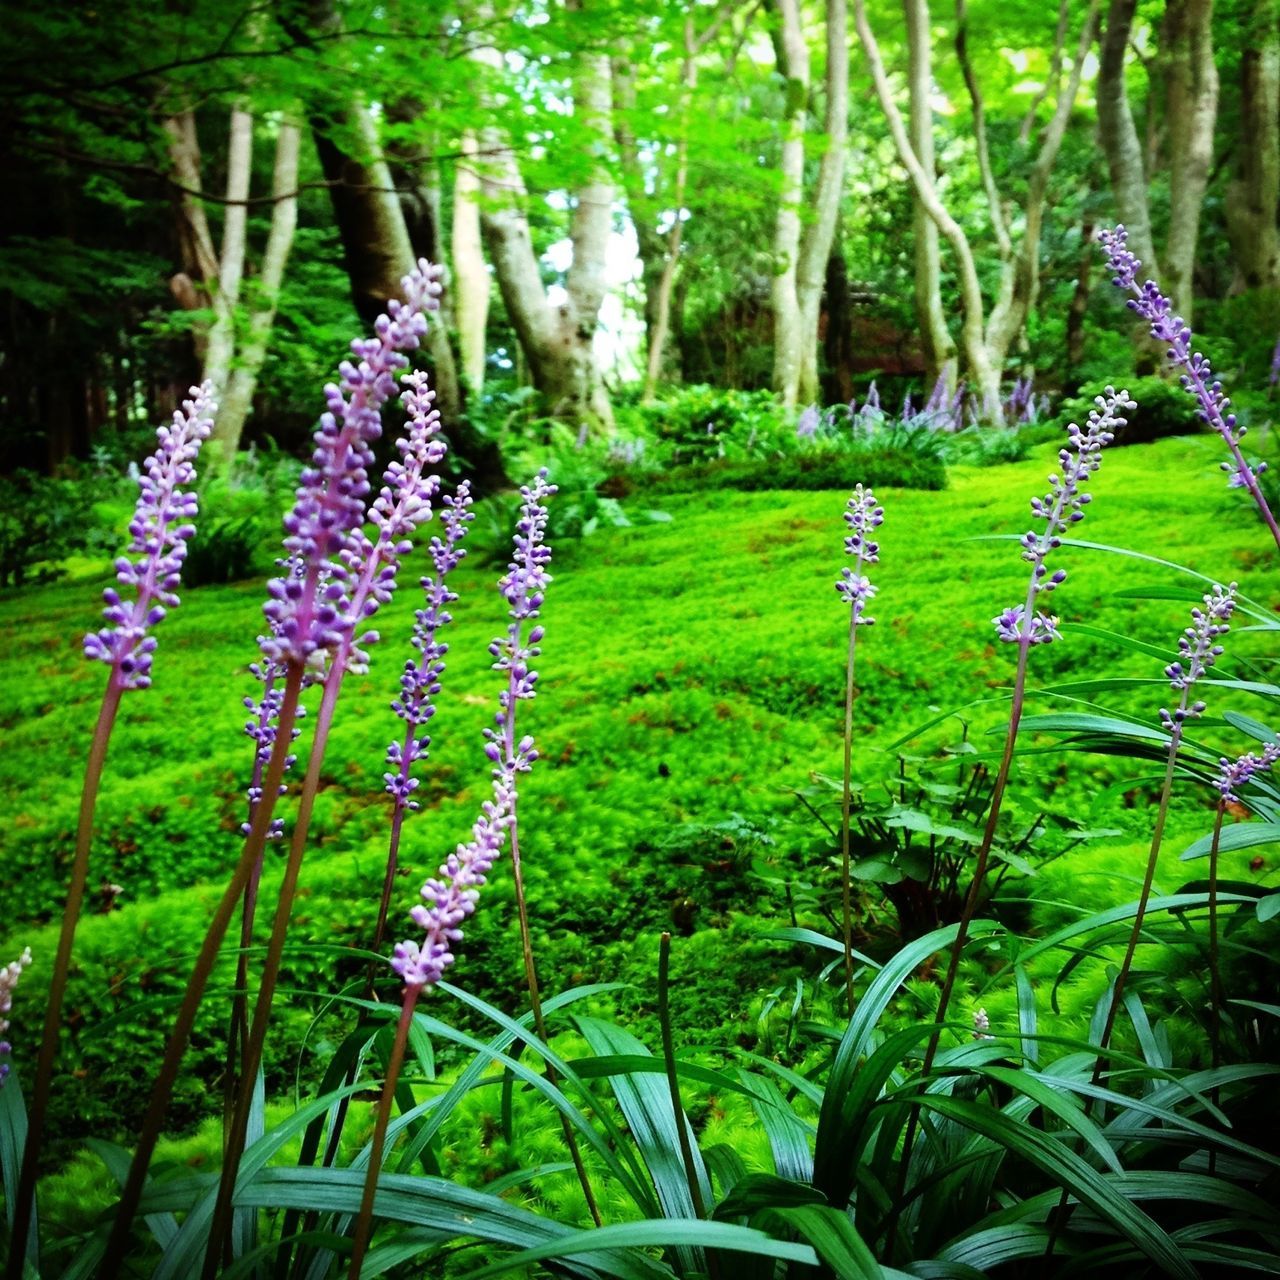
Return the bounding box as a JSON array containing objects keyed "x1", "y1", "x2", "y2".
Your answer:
[{"x1": 1, "y1": 432, "x2": 1277, "y2": 1157}]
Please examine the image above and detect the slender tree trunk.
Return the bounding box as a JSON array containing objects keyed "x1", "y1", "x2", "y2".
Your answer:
[
  {"x1": 163, "y1": 110, "x2": 220, "y2": 363},
  {"x1": 1226, "y1": 0, "x2": 1280, "y2": 291},
  {"x1": 904, "y1": 0, "x2": 958, "y2": 393},
  {"x1": 770, "y1": 0, "x2": 809, "y2": 409},
  {"x1": 795, "y1": 0, "x2": 849, "y2": 405},
  {"x1": 202, "y1": 107, "x2": 252, "y2": 396},
  {"x1": 1162, "y1": 0, "x2": 1218, "y2": 320},
  {"x1": 312, "y1": 105, "x2": 416, "y2": 323},
  {"x1": 452, "y1": 132, "x2": 490, "y2": 389},
  {"x1": 1097, "y1": 0, "x2": 1159, "y2": 275},
  {"x1": 215, "y1": 124, "x2": 301, "y2": 455},
  {"x1": 477, "y1": 12, "x2": 614, "y2": 431}
]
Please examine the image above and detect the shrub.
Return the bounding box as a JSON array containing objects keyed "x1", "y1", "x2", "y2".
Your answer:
[
  {"x1": 622, "y1": 384, "x2": 793, "y2": 466},
  {"x1": 1053, "y1": 375, "x2": 1202, "y2": 445},
  {"x1": 637, "y1": 430, "x2": 947, "y2": 493},
  {"x1": 0, "y1": 468, "x2": 102, "y2": 588}
]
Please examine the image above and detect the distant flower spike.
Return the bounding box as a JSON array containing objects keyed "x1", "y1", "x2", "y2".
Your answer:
[
  {"x1": 993, "y1": 386, "x2": 1135, "y2": 646},
  {"x1": 384, "y1": 481, "x2": 475, "y2": 812},
  {"x1": 83, "y1": 383, "x2": 216, "y2": 690},
  {"x1": 836, "y1": 484, "x2": 883, "y2": 626},
  {"x1": 1100, "y1": 225, "x2": 1280, "y2": 548},
  {"x1": 392, "y1": 471, "x2": 557, "y2": 989},
  {"x1": 1216, "y1": 741, "x2": 1280, "y2": 805},
  {"x1": 1159, "y1": 585, "x2": 1236, "y2": 732},
  {"x1": 260, "y1": 262, "x2": 442, "y2": 673}
]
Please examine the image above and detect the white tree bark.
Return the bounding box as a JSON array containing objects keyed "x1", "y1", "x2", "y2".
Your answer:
[
  {"x1": 477, "y1": 12, "x2": 615, "y2": 431},
  {"x1": 1162, "y1": 0, "x2": 1218, "y2": 319},
  {"x1": 202, "y1": 107, "x2": 253, "y2": 397},
  {"x1": 215, "y1": 123, "x2": 301, "y2": 456},
  {"x1": 452, "y1": 132, "x2": 490, "y2": 391},
  {"x1": 770, "y1": 0, "x2": 810, "y2": 409},
  {"x1": 1225, "y1": 0, "x2": 1280, "y2": 291},
  {"x1": 905, "y1": 0, "x2": 958, "y2": 394},
  {"x1": 795, "y1": 0, "x2": 849, "y2": 405}
]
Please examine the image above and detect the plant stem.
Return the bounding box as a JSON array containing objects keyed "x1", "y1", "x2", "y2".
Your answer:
[
  {"x1": 508, "y1": 807, "x2": 603, "y2": 1227},
  {"x1": 7, "y1": 677, "x2": 124, "y2": 1277},
  {"x1": 840, "y1": 613, "x2": 858, "y2": 1018},
  {"x1": 1207, "y1": 801, "x2": 1226, "y2": 1176},
  {"x1": 203, "y1": 664, "x2": 345, "y2": 1276},
  {"x1": 658, "y1": 933, "x2": 709, "y2": 1223},
  {"x1": 97, "y1": 664, "x2": 303, "y2": 1278},
  {"x1": 1044, "y1": 721, "x2": 1184, "y2": 1256},
  {"x1": 885, "y1": 637, "x2": 1031, "y2": 1252},
  {"x1": 347, "y1": 986, "x2": 420, "y2": 1279}
]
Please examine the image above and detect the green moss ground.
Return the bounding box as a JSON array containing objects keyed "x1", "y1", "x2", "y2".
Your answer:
[{"x1": 1, "y1": 432, "x2": 1277, "y2": 1158}]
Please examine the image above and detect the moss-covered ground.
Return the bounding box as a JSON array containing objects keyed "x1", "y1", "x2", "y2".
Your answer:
[{"x1": 1, "y1": 432, "x2": 1277, "y2": 1167}]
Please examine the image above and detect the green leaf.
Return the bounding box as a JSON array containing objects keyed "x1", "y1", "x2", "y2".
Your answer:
[
  {"x1": 1222, "y1": 711, "x2": 1279, "y2": 745},
  {"x1": 1180, "y1": 822, "x2": 1280, "y2": 861},
  {"x1": 758, "y1": 1204, "x2": 885, "y2": 1280},
  {"x1": 452, "y1": 1218, "x2": 819, "y2": 1280},
  {"x1": 577, "y1": 1016, "x2": 711, "y2": 1275},
  {"x1": 1257, "y1": 893, "x2": 1280, "y2": 923},
  {"x1": 915, "y1": 1096, "x2": 1195, "y2": 1280},
  {"x1": 712, "y1": 1173, "x2": 826, "y2": 1219},
  {"x1": 0, "y1": 1069, "x2": 38, "y2": 1270}
]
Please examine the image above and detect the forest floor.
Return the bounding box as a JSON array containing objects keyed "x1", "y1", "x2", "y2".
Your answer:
[{"x1": 2, "y1": 431, "x2": 1277, "y2": 1204}]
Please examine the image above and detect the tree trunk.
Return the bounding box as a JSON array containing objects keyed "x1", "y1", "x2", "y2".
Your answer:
[
  {"x1": 904, "y1": 0, "x2": 958, "y2": 393},
  {"x1": 1097, "y1": 0, "x2": 1160, "y2": 276},
  {"x1": 795, "y1": 0, "x2": 849, "y2": 405},
  {"x1": 202, "y1": 107, "x2": 252, "y2": 397},
  {"x1": 855, "y1": 0, "x2": 996, "y2": 415},
  {"x1": 770, "y1": 0, "x2": 810, "y2": 409},
  {"x1": 1162, "y1": 0, "x2": 1218, "y2": 320},
  {"x1": 1225, "y1": 0, "x2": 1280, "y2": 292},
  {"x1": 478, "y1": 18, "x2": 614, "y2": 432},
  {"x1": 215, "y1": 124, "x2": 301, "y2": 456},
  {"x1": 452, "y1": 132, "x2": 490, "y2": 390},
  {"x1": 312, "y1": 104, "x2": 416, "y2": 324}
]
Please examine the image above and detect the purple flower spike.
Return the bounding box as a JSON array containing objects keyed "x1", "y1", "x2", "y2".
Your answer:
[
  {"x1": 260, "y1": 262, "x2": 443, "y2": 674},
  {"x1": 1159, "y1": 584, "x2": 1236, "y2": 732},
  {"x1": 335, "y1": 370, "x2": 449, "y2": 676},
  {"x1": 994, "y1": 386, "x2": 1135, "y2": 646},
  {"x1": 0, "y1": 947, "x2": 32, "y2": 1088},
  {"x1": 1100, "y1": 226, "x2": 1280, "y2": 547},
  {"x1": 83, "y1": 383, "x2": 216, "y2": 690},
  {"x1": 836, "y1": 484, "x2": 883, "y2": 626},
  {"x1": 393, "y1": 471, "x2": 557, "y2": 989},
  {"x1": 384, "y1": 481, "x2": 475, "y2": 812},
  {"x1": 1216, "y1": 741, "x2": 1280, "y2": 804}
]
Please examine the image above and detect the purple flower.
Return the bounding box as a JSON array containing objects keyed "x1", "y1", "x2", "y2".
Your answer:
[
  {"x1": 1216, "y1": 741, "x2": 1280, "y2": 804},
  {"x1": 384, "y1": 482, "x2": 475, "y2": 812},
  {"x1": 83, "y1": 383, "x2": 216, "y2": 690},
  {"x1": 0, "y1": 947, "x2": 32, "y2": 1088},
  {"x1": 796, "y1": 405, "x2": 820, "y2": 438},
  {"x1": 836, "y1": 484, "x2": 882, "y2": 626},
  {"x1": 393, "y1": 471, "x2": 557, "y2": 989},
  {"x1": 1159, "y1": 584, "x2": 1236, "y2": 731},
  {"x1": 993, "y1": 386, "x2": 1135, "y2": 646},
  {"x1": 260, "y1": 263, "x2": 442, "y2": 673},
  {"x1": 1100, "y1": 226, "x2": 1280, "y2": 539}
]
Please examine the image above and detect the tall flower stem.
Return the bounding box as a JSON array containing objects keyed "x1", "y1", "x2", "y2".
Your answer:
[
  {"x1": 1046, "y1": 584, "x2": 1234, "y2": 1254},
  {"x1": 840, "y1": 618, "x2": 859, "y2": 1017},
  {"x1": 7, "y1": 678, "x2": 124, "y2": 1275},
  {"x1": 1207, "y1": 802, "x2": 1226, "y2": 1175},
  {"x1": 99, "y1": 665, "x2": 303, "y2": 1277},
  {"x1": 836, "y1": 485, "x2": 883, "y2": 1018},
  {"x1": 204, "y1": 666, "x2": 346, "y2": 1276},
  {"x1": 347, "y1": 985, "x2": 421, "y2": 1279},
  {"x1": 509, "y1": 809, "x2": 603, "y2": 1227}
]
